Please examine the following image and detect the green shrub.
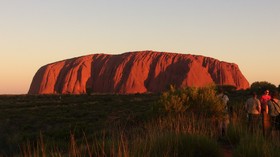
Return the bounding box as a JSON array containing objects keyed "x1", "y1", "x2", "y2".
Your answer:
[
  {"x1": 192, "y1": 86, "x2": 225, "y2": 119},
  {"x1": 159, "y1": 85, "x2": 225, "y2": 120},
  {"x1": 160, "y1": 85, "x2": 190, "y2": 113}
]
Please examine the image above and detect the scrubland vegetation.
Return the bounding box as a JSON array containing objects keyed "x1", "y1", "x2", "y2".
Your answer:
[{"x1": 1, "y1": 84, "x2": 280, "y2": 156}]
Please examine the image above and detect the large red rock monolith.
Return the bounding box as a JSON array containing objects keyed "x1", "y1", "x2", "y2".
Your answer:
[{"x1": 28, "y1": 51, "x2": 249, "y2": 94}]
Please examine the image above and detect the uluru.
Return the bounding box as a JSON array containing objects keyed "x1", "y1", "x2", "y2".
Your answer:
[{"x1": 28, "y1": 51, "x2": 249, "y2": 94}]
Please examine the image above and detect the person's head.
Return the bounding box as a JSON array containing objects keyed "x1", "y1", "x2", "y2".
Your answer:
[
  {"x1": 264, "y1": 89, "x2": 269, "y2": 95},
  {"x1": 251, "y1": 91, "x2": 257, "y2": 98},
  {"x1": 271, "y1": 91, "x2": 279, "y2": 99}
]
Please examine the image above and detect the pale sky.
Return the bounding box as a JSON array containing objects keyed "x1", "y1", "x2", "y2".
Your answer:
[{"x1": 1, "y1": 0, "x2": 280, "y2": 94}]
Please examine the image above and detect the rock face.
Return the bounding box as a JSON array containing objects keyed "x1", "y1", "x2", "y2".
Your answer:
[{"x1": 28, "y1": 51, "x2": 249, "y2": 94}]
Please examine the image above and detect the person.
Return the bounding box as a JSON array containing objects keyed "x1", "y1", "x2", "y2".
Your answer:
[
  {"x1": 267, "y1": 91, "x2": 280, "y2": 137},
  {"x1": 245, "y1": 92, "x2": 261, "y2": 132},
  {"x1": 217, "y1": 90, "x2": 230, "y2": 136},
  {"x1": 260, "y1": 89, "x2": 271, "y2": 112},
  {"x1": 260, "y1": 89, "x2": 271, "y2": 137}
]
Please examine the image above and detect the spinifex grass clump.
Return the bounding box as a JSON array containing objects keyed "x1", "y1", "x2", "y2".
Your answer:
[
  {"x1": 134, "y1": 133, "x2": 222, "y2": 157},
  {"x1": 131, "y1": 113, "x2": 224, "y2": 156},
  {"x1": 233, "y1": 135, "x2": 280, "y2": 157},
  {"x1": 20, "y1": 132, "x2": 130, "y2": 157},
  {"x1": 225, "y1": 124, "x2": 245, "y2": 145},
  {"x1": 143, "y1": 113, "x2": 219, "y2": 138}
]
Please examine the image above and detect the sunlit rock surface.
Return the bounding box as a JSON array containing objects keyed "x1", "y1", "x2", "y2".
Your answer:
[{"x1": 28, "y1": 51, "x2": 249, "y2": 94}]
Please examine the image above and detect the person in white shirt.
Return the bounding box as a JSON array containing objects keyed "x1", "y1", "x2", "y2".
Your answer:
[
  {"x1": 217, "y1": 90, "x2": 229, "y2": 136},
  {"x1": 245, "y1": 92, "x2": 261, "y2": 132}
]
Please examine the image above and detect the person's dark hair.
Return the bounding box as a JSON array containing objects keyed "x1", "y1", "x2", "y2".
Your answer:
[{"x1": 251, "y1": 91, "x2": 257, "y2": 97}]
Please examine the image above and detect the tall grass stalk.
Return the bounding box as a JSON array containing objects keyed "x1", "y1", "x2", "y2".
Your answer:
[
  {"x1": 233, "y1": 134, "x2": 280, "y2": 157},
  {"x1": 20, "y1": 133, "x2": 46, "y2": 157},
  {"x1": 144, "y1": 113, "x2": 219, "y2": 138}
]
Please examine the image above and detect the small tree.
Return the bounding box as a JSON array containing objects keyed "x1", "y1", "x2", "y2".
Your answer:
[{"x1": 250, "y1": 81, "x2": 277, "y2": 94}]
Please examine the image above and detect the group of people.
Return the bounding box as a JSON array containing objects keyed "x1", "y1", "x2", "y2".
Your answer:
[
  {"x1": 216, "y1": 89, "x2": 280, "y2": 137},
  {"x1": 245, "y1": 89, "x2": 280, "y2": 136}
]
